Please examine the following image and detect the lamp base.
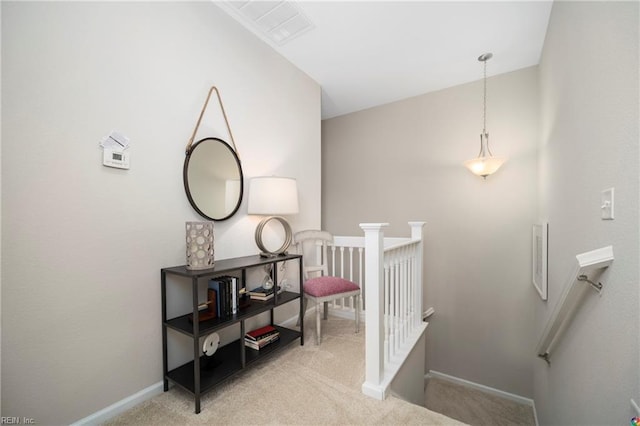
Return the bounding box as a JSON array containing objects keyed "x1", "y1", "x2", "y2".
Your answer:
[
  {"x1": 254, "y1": 216, "x2": 293, "y2": 257},
  {"x1": 259, "y1": 251, "x2": 289, "y2": 258}
]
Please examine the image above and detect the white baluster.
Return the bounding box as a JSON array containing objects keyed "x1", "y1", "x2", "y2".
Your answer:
[
  {"x1": 403, "y1": 250, "x2": 407, "y2": 341},
  {"x1": 384, "y1": 264, "x2": 390, "y2": 363},
  {"x1": 358, "y1": 247, "x2": 364, "y2": 313},
  {"x1": 408, "y1": 249, "x2": 414, "y2": 329},
  {"x1": 398, "y1": 248, "x2": 403, "y2": 344},
  {"x1": 389, "y1": 260, "x2": 395, "y2": 358},
  {"x1": 348, "y1": 247, "x2": 354, "y2": 281},
  {"x1": 404, "y1": 248, "x2": 409, "y2": 342},
  {"x1": 408, "y1": 252, "x2": 414, "y2": 332},
  {"x1": 339, "y1": 246, "x2": 345, "y2": 309}
]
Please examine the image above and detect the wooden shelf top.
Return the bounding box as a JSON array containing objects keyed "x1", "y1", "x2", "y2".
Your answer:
[{"x1": 162, "y1": 254, "x2": 302, "y2": 278}]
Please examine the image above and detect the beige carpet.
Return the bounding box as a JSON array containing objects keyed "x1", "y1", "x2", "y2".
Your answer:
[
  {"x1": 425, "y1": 377, "x2": 536, "y2": 426},
  {"x1": 106, "y1": 317, "x2": 463, "y2": 425}
]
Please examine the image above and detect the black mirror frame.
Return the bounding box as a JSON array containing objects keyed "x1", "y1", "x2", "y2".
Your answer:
[{"x1": 183, "y1": 137, "x2": 244, "y2": 221}]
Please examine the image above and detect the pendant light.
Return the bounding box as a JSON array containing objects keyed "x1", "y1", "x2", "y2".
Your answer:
[{"x1": 464, "y1": 52, "x2": 507, "y2": 179}]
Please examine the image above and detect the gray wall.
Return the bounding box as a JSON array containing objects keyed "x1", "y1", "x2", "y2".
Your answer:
[
  {"x1": 535, "y1": 2, "x2": 639, "y2": 424},
  {"x1": 322, "y1": 67, "x2": 539, "y2": 397},
  {"x1": 1, "y1": 2, "x2": 320, "y2": 423}
]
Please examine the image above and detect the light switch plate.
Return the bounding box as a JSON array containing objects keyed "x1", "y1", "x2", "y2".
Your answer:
[{"x1": 601, "y1": 188, "x2": 614, "y2": 220}]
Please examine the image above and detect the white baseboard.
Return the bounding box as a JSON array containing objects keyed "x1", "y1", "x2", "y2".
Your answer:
[
  {"x1": 279, "y1": 305, "x2": 362, "y2": 327},
  {"x1": 278, "y1": 306, "x2": 316, "y2": 327},
  {"x1": 324, "y1": 308, "x2": 364, "y2": 321},
  {"x1": 362, "y1": 380, "x2": 386, "y2": 400},
  {"x1": 70, "y1": 381, "x2": 163, "y2": 425},
  {"x1": 426, "y1": 370, "x2": 538, "y2": 426}
]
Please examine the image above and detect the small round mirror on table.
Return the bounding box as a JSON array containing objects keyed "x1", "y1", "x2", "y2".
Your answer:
[{"x1": 183, "y1": 137, "x2": 244, "y2": 221}]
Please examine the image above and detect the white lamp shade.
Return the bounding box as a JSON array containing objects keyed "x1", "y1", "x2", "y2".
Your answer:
[
  {"x1": 463, "y1": 156, "x2": 507, "y2": 178},
  {"x1": 248, "y1": 176, "x2": 299, "y2": 215}
]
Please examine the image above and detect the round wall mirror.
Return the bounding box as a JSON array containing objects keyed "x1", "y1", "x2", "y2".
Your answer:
[{"x1": 183, "y1": 137, "x2": 243, "y2": 221}]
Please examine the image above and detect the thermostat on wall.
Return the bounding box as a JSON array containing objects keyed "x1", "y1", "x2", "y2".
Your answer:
[{"x1": 103, "y1": 148, "x2": 130, "y2": 169}]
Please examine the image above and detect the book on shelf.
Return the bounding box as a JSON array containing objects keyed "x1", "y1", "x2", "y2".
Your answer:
[
  {"x1": 208, "y1": 279, "x2": 223, "y2": 317},
  {"x1": 231, "y1": 276, "x2": 238, "y2": 314},
  {"x1": 244, "y1": 333, "x2": 280, "y2": 351},
  {"x1": 244, "y1": 325, "x2": 280, "y2": 350},
  {"x1": 248, "y1": 285, "x2": 282, "y2": 300},
  {"x1": 245, "y1": 325, "x2": 278, "y2": 341},
  {"x1": 208, "y1": 275, "x2": 244, "y2": 318}
]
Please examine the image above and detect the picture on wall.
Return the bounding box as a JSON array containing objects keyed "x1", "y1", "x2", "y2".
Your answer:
[{"x1": 532, "y1": 222, "x2": 548, "y2": 300}]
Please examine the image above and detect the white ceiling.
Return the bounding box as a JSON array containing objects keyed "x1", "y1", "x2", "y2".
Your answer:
[{"x1": 216, "y1": 1, "x2": 553, "y2": 119}]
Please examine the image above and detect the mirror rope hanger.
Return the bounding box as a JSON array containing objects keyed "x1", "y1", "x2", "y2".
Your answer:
[{"x1": 185, "y1": 86, "x2": 239, "y2": 158}]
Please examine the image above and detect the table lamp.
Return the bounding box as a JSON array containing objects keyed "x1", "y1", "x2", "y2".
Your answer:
[{"x1": 247, "y1": 176, "x2": 299, "y2": 257}]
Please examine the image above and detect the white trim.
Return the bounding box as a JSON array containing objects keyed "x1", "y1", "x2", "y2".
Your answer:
[
  {"x1": 324, "y1": 307, "x2": 365, "y2": 321},
  {"x1": 278, "y1": 303, "x2": 364, "y2": 327},
  {"x1": 70, "y1": 381, "x2": 163, "y2": 425},
  {"x1": 279, "y1": 309, "x2": 311, "y2": 327},
  {"x1": 361, "y1": 380, "x2": 386, "y2": 400},
  {"x1": 426, "y1": 371, "x2": 539, "y2": 425},
  {"x1": 362, "y1": 322, "x2": 428, "y2": 400},
  {"x1": 426, "y1": 370, "x2": 536, "y2": 408}
]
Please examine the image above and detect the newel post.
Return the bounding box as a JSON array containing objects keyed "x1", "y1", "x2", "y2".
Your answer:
[
  {"x1": 360, "y1": 222, "x2": 388, "y2": 399},
  {"x1": 408, "y1": 222, "x2": 426, "y2": 327}
]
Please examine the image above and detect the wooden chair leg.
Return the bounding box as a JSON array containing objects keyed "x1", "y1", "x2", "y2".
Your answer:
[
  {"x1": 323, "y1": 301, "x2": 329, "y2": 320},
  {"x1": 316, "y1": 301, "x2": 322, "y2": 344}
]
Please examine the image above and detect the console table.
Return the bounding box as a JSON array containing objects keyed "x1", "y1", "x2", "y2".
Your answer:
[{"x1": 161, "y1": 254, "x2": 304, "y2": 413}]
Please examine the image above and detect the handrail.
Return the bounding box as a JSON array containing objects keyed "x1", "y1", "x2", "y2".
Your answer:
[
  {"x1": 536, "y1": 245, "x2": 614, "y2": 364},
  {"x1": 383, "y1": 238, "x2": 420, "y2": 252}
]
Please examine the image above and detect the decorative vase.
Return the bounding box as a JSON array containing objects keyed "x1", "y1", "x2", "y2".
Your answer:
[{"x1": 185, "y1": 221, "x2": 214, "y2": 270}]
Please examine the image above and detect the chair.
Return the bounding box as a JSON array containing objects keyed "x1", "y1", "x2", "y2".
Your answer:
[{"x1": 294, "y1": 230, "x2": 360, "y2": 344}]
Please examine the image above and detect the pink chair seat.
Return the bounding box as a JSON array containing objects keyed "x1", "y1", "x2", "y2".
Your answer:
[{"x1": 304, "y1": 276, "x2": 360, "y2": 298}]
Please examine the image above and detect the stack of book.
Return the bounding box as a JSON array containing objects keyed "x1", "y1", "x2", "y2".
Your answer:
[
  {"x1": 244, "y1": 325, "x2": 280, "y2": 351},
  {"x1": 207, "y1": 276, "x2": 250, "y2": 319},
  {"x1": 248, "y1": 285, "x2": 282, "y2": 301}
]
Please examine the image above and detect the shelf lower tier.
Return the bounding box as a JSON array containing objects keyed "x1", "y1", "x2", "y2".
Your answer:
[{"x1": 165, "y1": 325, "x2": 301, "y2": 395}]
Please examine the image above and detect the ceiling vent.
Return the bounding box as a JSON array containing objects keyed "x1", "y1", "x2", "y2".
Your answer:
[{"x1": 225, "y1": 1, "x2": 314, "y2": 46}]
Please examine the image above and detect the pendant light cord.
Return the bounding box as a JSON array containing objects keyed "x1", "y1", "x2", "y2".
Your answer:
[
  {"x1": 480, "y1": 54, "x2": 492, "y2": 157},
  {"x1": 483, "y1": 58, "x2": 487, "y2": 133}
]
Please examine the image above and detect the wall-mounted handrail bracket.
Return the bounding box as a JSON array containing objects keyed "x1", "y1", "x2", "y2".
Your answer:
[
  {"x1": 536, "y1": 245, "x2": 614, "y2": 363},
  {"x1": 577, "y1": 274, "x2": 603, "y2": 293},
  {"x1": 538, "y1": 353, "x2": 551, "y2": 365}
]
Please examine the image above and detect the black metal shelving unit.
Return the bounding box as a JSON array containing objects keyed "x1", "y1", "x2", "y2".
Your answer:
[{"x1": 161, "y1": 254, "x2": 304, "y2": 414}]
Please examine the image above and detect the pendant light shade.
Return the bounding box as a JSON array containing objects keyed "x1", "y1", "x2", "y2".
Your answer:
[
  {"x1": 464, "y1": 131, "x2": 507, "y2": 178},
  {"x1": 464, "y1": 53, "x2": 507, "y2": 179}
]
